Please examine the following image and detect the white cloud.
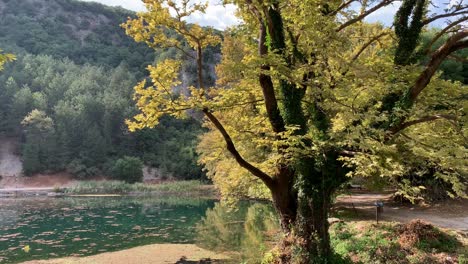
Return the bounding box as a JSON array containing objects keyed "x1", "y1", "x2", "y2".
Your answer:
[
  {"x1": 185, "y1": 1, "x2": 241, "y2": 30},
  {"x1": 79, "y1": 0, "x2": 240, "y2": 30},
  {"x1": 81, "y1": 0, "x2": 146, "y2": 11},
  {"x1": 80, "y1": 0, "x2": 458, "y2": 29}
]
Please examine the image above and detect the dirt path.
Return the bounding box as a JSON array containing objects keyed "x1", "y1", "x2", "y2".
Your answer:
[
  {"x1": 21, "y1": 244, "x2": 228, "y2": 264},
  {"x1": 336, "y1": 192, "x2": 468, "y2": 232}
]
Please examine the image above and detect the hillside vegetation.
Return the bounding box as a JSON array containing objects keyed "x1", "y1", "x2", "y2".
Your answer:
[
  {"x1": 0, "y1": 0, "x2": 219, "y2": 181},
  {"x1": 0, "y1": 0, "x2": 154, "y2": 73}
]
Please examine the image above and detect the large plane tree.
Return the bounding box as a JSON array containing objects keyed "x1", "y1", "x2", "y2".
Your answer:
[{"x1": 124, "y1": 0, "x2": 467, "y2": 262}]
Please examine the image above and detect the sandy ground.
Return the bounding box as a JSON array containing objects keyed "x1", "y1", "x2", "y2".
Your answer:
[
  {"x1": 21, "y1": 244, "x2": 228, "y2": 264},
  {"x1": 0, "y1": 136, "x2": 77, "y2": 189},
  {"x1": 0, "y1": 136, "x2": 99, "y2": 189},
  {"x1": 0, "y1": 137, "x2": 22, "y2": 177},
  {"x1": 335, "y1": 192, "x2": 468, "y2": 232}
]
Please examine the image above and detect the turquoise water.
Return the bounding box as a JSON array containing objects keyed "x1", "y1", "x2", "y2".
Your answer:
[
  {"x1": 0, "y1": 196, "x2": 278, "y2": 264},
  {"x1": 0, "y1": 196, "x2": 215, "y2": 263}
]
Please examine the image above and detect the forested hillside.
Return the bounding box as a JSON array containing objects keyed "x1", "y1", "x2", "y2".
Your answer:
[
  {"x1": 0, "y1": 0, "x2": 215, "y2": 180},
  {"x1": 0, "y1": 0, "x2": 154, "y2": 74}
]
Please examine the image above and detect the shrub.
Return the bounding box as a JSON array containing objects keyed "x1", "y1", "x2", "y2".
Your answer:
[
  {"x1": 66, "y1": 180, "x2": 203, "y2": 194},
  {"x1": 398, "y1": 220, "x2": 461, "y2": 253},
  {"x1": 111, "y1": 156, "x2": 143, "y2": 183},
  {"x1": 67, "y1": 159, "x2": 100, "y2": 179}
]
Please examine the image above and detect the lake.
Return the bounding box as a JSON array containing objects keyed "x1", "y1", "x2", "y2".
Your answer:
[{"x1": 0, "y1": 196, "x2": 278, "y2": 263}]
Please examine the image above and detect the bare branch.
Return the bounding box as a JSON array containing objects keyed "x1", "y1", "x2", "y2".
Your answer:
[
  {"x1": 342, "y1": 31, "x2": 391, "y2": 74},
  {"x1": 448, "y1": 54, "x2": 468, "y2": 62},
  {"x1": 216, "y1": 99, "x2": 265, "y2": 110},
  {"x1": 166, "y1": 43, "x2": 196, "y2": 60},
  {"x1": 340, "y1": 150, "x2": 360, "y2": 157},
  {"x1": 389, "y1": 114, "x2": 458, "y2": 135},
  {"x1": 328, "y1": 0, "x2": 358, "y2": 16},
  {"x1": 423, "y1": 9, "x2": 468, "y2": 25},
  {"x1": 203, "y1": 109, "x2": 276, "y2": 189},
  {"x1": 336, "y1": 0, "x2": 397, "y2": 32},
  {"x1": 352, "y1": 32, "x2": 389, "y2": 62},
  {"x1": 395, "y1": 115, "x2": 467, "y2": 145}
]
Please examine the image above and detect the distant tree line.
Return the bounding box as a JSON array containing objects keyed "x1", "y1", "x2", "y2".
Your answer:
[{"x1": 0, "y1": 54, "x2": 205, "y2": 180}]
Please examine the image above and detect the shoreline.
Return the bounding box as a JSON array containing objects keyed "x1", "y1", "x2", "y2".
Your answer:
[
  {"x1": 0, "y1": 180, "x2": 219, "y2": 198},
  {"x1": 20, "y1": 244, "x2": 229, "y2": 264}
]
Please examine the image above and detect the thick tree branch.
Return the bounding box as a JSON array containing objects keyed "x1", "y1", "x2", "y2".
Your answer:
[
  {"x1": 203, "y1": 109, "x2": 276, "y2": 189},
  {"x1": 336, "y1": 0, "x2": 396, "y2": 32},
  {"x1": 424, "y1": 16, "x2": 468, "y2": 54},
  {"x1": 409, "y1": 30, "x2": 468, "y2": 102},
  {"x1": 249, "y1": 2, "x2": 286, "y2": 133}
]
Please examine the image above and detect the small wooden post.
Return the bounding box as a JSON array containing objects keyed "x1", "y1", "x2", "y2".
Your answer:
[{"x1": 374, "y1": 201, "x2": 384, "y2": 224}]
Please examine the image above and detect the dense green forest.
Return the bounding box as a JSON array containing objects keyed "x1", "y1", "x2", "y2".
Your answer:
[
  {"x1": 0, "y1": 0, "x2": 219, "y2": 180},
  {"x1": 0, "y1": 0, "x2": 153, "y2": 74}
]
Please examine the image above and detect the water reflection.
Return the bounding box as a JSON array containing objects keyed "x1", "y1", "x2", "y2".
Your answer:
[
  {"x1": 196, "y1": 202, "x2": 279, "y2": 263},
  {"x1": 0, "y1": 197, "x2": 278, "y2": 264}
]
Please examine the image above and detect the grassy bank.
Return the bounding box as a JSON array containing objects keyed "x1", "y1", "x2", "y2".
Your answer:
[
  {"x1": 255, "y1": 206, "x2": 467, "y2": 264},
  {"x1": 261, "y1": 220, "x2": 466, "y2": 264},
  {"x1": 328, "y1": 220, "x2": 466, "y2": 264},
  {"x1": 64, "y1": 180, "x2": 214, "y2": 195}
]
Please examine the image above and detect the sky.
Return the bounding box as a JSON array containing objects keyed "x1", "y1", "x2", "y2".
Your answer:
[
  {"x1": 81, "y1": 0, "x2": 241, "y2": 29},
  {"x1": 81, "y1": 0, "x2": 460, "y2": 30}
]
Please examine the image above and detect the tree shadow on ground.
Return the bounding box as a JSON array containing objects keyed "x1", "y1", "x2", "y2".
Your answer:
[{"x1": 175, "y1": 257, "x2": 223, "y2": 264}]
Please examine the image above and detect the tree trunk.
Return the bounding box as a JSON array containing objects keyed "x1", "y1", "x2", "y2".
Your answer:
[
  {"x1": 271, "y1": 185, "x2": 333, "y2": 263},
  {"x1": 270, "y1": 155, "x2": 347, "y2": 263},
  {"x1": 271, "y1": 168, "x2": 297, "y2": 233},
  {"x1": 309, "y1": 192, "x2": 332, "y2": 258}
]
